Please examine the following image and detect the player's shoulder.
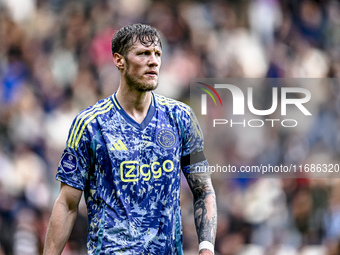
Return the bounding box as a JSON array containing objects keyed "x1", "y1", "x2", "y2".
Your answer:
[
  {"x1": 72, "y1": 96, "x2": 114, "y2": 129},
  {"x1": 154, "y1": 93, "x2": 191, "y2": 115},
  {"x1": 77, "y1": 96, "x2": 113, "y2": 118},
  {"x1": 67, "y1": 96, "x2": 114, "y2": 149}
]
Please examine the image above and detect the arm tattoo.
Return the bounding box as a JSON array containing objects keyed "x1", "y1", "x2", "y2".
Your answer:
[{"x1": 184, "y1": 172, "x2": 217, "y2": 244}]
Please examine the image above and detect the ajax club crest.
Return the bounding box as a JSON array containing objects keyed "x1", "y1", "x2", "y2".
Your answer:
[{"x1": 156, "y1": 129, "x2": 176, "y2": 149}]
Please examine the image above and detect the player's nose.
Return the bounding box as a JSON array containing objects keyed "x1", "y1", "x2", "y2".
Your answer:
[{"x1": 148, "y1": 53, "x2": 160, "y2": 67}]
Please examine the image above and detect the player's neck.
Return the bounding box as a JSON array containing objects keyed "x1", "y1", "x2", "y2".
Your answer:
[{"x1": 115, "y1": 86, "x2": 152, "y2": 124}]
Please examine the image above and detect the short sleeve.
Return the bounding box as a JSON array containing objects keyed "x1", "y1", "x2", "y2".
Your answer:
[
  {"x1": 55, "y1": 115, "x2": 91, "y2": 191},
  {"x1": 180, "y1": 106, "x2": 209, "y2": 174}
]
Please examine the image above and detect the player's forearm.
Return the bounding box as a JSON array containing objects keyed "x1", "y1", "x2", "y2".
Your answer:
[
  {"x1": 43, "y1": 200, "x2": 78, "y2": 255},
  {"x1": 185, "y1": 172, "x2": 217, "y2": 244},
  {"x1": 193, "y1": 184, "x2": 217, "y2": 244}
]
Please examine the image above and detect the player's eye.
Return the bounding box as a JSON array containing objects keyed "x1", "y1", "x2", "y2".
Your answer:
[{"x1": 139, "y1": 51, "x2": 150, "y2": 56}]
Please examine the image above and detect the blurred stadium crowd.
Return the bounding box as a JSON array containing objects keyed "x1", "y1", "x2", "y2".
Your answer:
[{"x1": 1, "y1": 0, "x2": 340, "y2": 254}]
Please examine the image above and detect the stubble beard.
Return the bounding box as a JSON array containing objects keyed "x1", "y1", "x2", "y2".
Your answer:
[{"x1": 124, "y1": 64, "x2": 158, "y2": 92}]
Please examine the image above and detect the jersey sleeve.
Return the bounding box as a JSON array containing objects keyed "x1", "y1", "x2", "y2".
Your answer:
[
  {"x1": 180, "y1": 106, "x2": 209, "y2": 174},
  {"x1": 55, "y1": 114, "x2": 91, "y2": 191}
]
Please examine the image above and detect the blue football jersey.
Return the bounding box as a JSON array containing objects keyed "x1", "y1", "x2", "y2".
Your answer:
[{"x1": 56, "y1": 92, "x2": 208, "y2": 254}]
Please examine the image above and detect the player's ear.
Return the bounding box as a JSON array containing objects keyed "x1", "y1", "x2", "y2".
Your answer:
[{"x1": 113, "y1": 53, "x2": 125, "y2": 70}]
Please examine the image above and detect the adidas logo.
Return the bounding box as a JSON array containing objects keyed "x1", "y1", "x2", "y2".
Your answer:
[{"x1": 110, "y1": 139, "x2": 128, "y2": 151}]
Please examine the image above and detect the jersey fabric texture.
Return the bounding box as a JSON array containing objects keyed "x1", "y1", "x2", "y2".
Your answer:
[{"x1": 56, "y1": 92, "x2": 208, "y2": 254}]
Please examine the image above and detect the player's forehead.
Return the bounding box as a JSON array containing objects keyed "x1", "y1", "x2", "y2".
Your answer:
[{"x1": 128, "y1": 39, "x2": 162, "y2": 52}]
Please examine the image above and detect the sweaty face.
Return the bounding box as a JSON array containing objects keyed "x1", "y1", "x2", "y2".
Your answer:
[{"x1": 123, "y1": 41, "x2": 162, "y2": 92}]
